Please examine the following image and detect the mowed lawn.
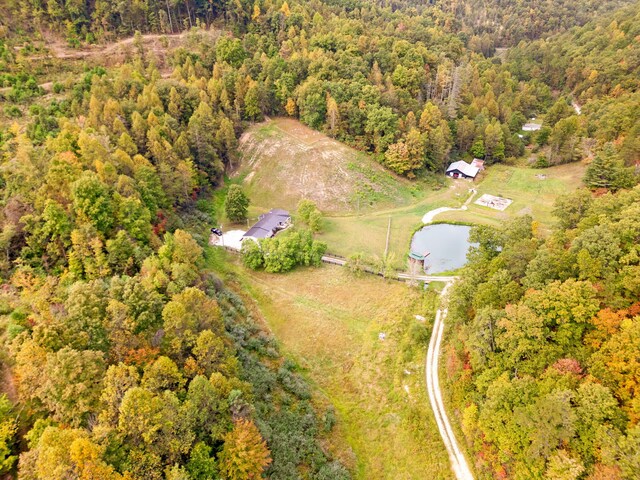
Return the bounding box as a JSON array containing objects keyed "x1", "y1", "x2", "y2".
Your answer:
[
  {"x1": 437, "y1": 162, "x2": 586, "y2": 230},
  {"x1": 318, "y1": 181, "x2": 471, "y2": 265},
  {"x1": 320, "y1": 162, "x2": 586, "y2": 264},
  {"x1": 229, "y1": 263, "x2": 453, "y2": 480}
]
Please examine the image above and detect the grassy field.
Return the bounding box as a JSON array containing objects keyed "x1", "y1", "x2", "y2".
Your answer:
[
  {"x1": 208, "y1": 252, "x2": 453, "y2": 479},
  {"x1": 236, "y1": 118, "x2": 432, "y2": 215},
  {"x1": 319, "y1": 161, "x2": 585, "y2": 264},
  {"x1": 236, "y1": 119, "x2": 586, "y2": 267},
  {"x1": 437, "y1": 162, "x2": 586, "y2": 230}
]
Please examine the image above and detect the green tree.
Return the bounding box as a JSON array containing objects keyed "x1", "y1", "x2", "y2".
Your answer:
[
  {"x1": 188, "y1": 101, "x2": 224, "y2": 182},
  {"x1": 71, "y1": 172, "x2": 114, "y2": 234},
  {"x1": 584, "y1": 144, "x2": 634, "y2": 192},
  {"x1": 297, "y1": 199, "x2": 322, "y2": 232},
  {"x1": 41, "y1": 347, "x2": 106, "y2": 426},
  {"x1": 241, "y1": 240, "x2": 264, "y2": 270},
  {"x1": 225, "y1": 185, "x2": 249, "y2": 223},
  {"x1": 187, "y1": 442, "x2": 218, "y2": 480},
  {"x1": 162, "y1": 288, "x2": 223, "y2": 359},
  {"x1": 365, "y1": 105, "x2": 398, "y2": 153},
  {"x1": 0, "y1": 395, "x2": 17, "y2": 475},
  {"x1": 215, "y1": 37, "x2": 246, "y2": 67}
]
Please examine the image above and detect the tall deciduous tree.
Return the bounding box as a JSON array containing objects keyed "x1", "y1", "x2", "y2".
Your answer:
[
  {"x1": 219, "y1": 419, "x2": 271, "y2": 480},
  {"x1": 584, "y1": 144, "x2": 634, "y2": 192}
]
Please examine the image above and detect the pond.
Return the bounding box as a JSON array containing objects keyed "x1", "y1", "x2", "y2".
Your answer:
[{"x1": 410, "y1": 224, "x2": 476, "y2": 274}]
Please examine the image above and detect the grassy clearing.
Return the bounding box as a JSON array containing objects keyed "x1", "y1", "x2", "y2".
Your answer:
[
  {"x1": 317, "y1": 182, "x2": 470, "y2": 265},
  {"x1": 437, "y1": 162, "x2": 586, "y2": 229},
  {"x1": 319, "y1": 162, "x2": 585, "y2": 263},
  {"x1": 235, "y1": 118, "x2": 586, "y2": 267},
  {"x1": 210, "y1": 255, "x2": 453, "y2": 479},
  {"x1": 237, "y1": 118, "x2": 432, "y2": 215}
]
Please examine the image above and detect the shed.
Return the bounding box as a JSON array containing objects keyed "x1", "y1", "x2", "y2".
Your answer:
[{"x1": 471, "y1": 158, "x2": 485, "y2": 170}]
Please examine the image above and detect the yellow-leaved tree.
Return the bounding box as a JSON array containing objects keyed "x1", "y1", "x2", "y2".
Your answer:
[{"x1": 219, "y1": 419, "x2": 271, "y2": 480}]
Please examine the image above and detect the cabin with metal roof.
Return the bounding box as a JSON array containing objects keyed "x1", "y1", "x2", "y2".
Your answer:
[
  {"x1": 242, "y1": 209, "x2": 291, "y2": 242},
  {"x1": 446, "y1": 160, "x2": 480, "y2": 180}
]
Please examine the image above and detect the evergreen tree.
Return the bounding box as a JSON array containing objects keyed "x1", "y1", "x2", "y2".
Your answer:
[
  {"x1": 225, "y1": 185, "x2": 249, "y2": 222},
  {"x1": 584, "y1": 144, "x2": 634, "y2": 192}
]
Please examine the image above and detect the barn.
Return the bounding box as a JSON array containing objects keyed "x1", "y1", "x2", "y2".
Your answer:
[{"x1": 446, "y1": 160, "x2": 480, "y2": 180}]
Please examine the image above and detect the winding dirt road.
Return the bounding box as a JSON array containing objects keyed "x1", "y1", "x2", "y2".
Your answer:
[{"x1": 426, "y1": 281, "x2": 474, "y2": 480}]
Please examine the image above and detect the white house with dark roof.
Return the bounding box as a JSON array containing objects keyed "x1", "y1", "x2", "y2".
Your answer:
[
  {"x1": 446, "y1": 160, "x2": 480, "y2": 180},
  {"x1": 242, "y1": 209, "x2": 291, "y2": 243}
]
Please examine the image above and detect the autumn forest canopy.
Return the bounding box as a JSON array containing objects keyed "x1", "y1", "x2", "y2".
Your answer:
[{"x1": 0, "y1": 0, "x2": 639, "y2": 479}]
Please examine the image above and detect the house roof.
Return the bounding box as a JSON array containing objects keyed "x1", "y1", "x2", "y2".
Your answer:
[
  {"x1": 243, "y1": 209, "x2": 290, "y2": 239},
  {"x1": 522, "y1": 123, "x2": 542, "y2": 131},
  {"x1": 471, "y1": 159, "x2": 485, "y2": 169},
  {"x1": 446, "y1": 160, "x2": 480, "y2": 178}
]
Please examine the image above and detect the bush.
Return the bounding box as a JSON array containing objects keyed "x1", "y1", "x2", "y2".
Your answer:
[
  {"x1": 241, "y1": 239, "x2": 264, "y2": 270},
  {"x1": 409, "y1": 323, "x2": 431, "y2": 346},
  {"x1": 345, "y1": 252, "x2": 369, "y2": 277},
  {"x1": 3, "y1": 105, "x2": 21, "y2": 118},
  {"x1": 533, "y1": 154, "x2": 549, "y2": 168},
  {"x1": 241, "y1": 230, "x2": 327, "y2": 273},
  {"x1": 297, "y1": 199, "x2": 323, "y2": 232}
]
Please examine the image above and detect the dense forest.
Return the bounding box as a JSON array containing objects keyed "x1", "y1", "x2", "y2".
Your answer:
[
  {"x1": 0, "y1": 0, "x2": 639, "y2": 478},
  {"x1": 446, "y1": 187, "x2": 640, "y2": 479}
]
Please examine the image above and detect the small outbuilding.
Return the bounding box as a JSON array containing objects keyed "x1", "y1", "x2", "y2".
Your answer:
[
  {"x1": 446, "y1": 160, "x2": 480, "y2": 180},
  {"x1": 522, "y1": 123, "x2": 542, "y2": 132},
  {"x1": 242, "y1": 209, "x2": 291, "y2": 242},
  {"x1": 471, "y1": 158, "x2": 485, "y2": 170}
]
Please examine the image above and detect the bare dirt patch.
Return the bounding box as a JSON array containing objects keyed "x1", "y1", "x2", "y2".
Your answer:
[
  {"x1": 474, "y1": 193, "x2": 513, "y2": 211},
  {"x1": 237, "y1": 118, "x2": 415, "y2": 214},
  {"x1": 21, "y1": 29, "x2": 222, "y2": 72}
]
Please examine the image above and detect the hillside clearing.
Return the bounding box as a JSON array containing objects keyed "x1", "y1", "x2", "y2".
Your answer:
[
  {"x1": 237, "y1": 118, "x2": 429, "y2": 214},
  {"x1": 235, "y1": 118, "x2": 586, "y2": 268}
]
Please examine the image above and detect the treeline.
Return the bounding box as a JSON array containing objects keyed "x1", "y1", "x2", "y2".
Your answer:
[
  {"x1": 446, "y1": 186, "x2": 640, "y2": 478},
  {"x1": 443, "y1": 0, "x2": 636, "y2": 48},
  {"x1": 4, "y1": 0, "x2": 552, "y2": 177},
  {"x1": 5, "y1": 0, "x2": 638, "y2": 179}
]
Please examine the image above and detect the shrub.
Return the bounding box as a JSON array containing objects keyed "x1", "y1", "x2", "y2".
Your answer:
[
  {"x1": 533, "y1": 154, "x2": 549, "y2": 168},
  {"x1": 3, "y1": 106, "x2": 21, "y2": 118},
  {"x1": 297, "y1": 199, "x2": 323, "y2": 232},
  {"x1": 241, "y1": 239, "x2": 264, "y2": 269}
]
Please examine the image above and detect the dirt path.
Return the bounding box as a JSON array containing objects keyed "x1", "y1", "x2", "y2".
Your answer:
[
  {"x1": 421, "y1": 188, "x2": 477, "y2": 224},
  {"x1": 426, "y1": 281, "x2": 474, "y2": 480},
  {"x1": 18, "y1": 29, "x2": 222, "y2": 67},
  {"x1": 1, "y1": 364, "x2": 17, "y2": 403}
]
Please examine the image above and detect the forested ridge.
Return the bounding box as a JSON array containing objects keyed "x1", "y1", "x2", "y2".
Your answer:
[
  {"x1": 507, "y1": 3, "x2": 640, "y2": 166},
  {"x1": 0, "y1": 0, "x2": 639, "y2": 478}
]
